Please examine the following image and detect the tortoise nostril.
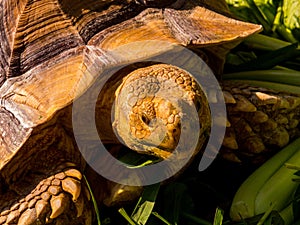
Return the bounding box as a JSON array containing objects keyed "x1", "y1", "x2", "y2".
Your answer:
[{"x1": 141, "y1": 114, "x2": 150, "y2": 125}]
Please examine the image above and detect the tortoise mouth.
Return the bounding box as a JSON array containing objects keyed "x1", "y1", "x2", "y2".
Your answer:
[
  {"x1": 131, "y1": 140, "x2": 201, "y2": 161},
  {"x1": 132, "y1": 143, "x2": 174, "y2": 159},
  {"x1": 131, "y1": 131, "x2": 180, "y2": 158}
]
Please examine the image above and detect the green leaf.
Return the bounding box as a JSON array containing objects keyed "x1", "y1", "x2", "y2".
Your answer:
[
  {"x1": 223, "y1": 70, "x2": 300, "y2": 87},
  {"x1": 151, "y1": 212, "x2": 173, "y2": 225},
  {"x1": 225, "y1": 0, "x2": 278, "y2": 31},
  {"x1": 226, "y1": 0, "x2": 300, "y2": 42},
  {"x1": 83, "y1": 175, "x2": 101, "y2": 225},
  {"x1": 228, "y1": 42, "x2": 300, "y2": 72},
  {"x1": 263, "y1": 211, "x2": 285, "y2": 225},
  {"x1": 226, "y1": 0, "x2": 261, "y2": 24},
  {"x1": 282, "y1": 0, "x2": 300, "y2": 41},
  {"x1": 213, "y1": 208, "x2": 224, "y2": 225},
  {"x1": 131, "y1": 183, "x2": 161, "y2": 225},
  {"x1": 119, "y1": 208, "x2": 138, "y2": 225},
  {"x1": 245, "y1": 0, "x2": 272, "y2": 32},
  {"x1": 118, "y1": 151, "x2": 159, "y2": 167},
  {"x1": 256, "y1": 203, "x2": 276, "y2": 225}
]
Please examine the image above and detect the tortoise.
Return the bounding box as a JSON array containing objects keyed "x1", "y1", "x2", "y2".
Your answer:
[{"x1": 1, "y1": 0, "x2": 300, "y2": 224}]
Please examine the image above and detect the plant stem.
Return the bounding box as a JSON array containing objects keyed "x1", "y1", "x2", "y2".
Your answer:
[{"x1": 83, "y1": 175, "x2": 102, "y2": 225}]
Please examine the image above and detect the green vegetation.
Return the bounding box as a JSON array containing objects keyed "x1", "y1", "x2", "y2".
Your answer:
[
  {"x1": 230, "y1": 138, "x2": 300, "y2": 224},
  {"x1": 86, "y1": 1, "x2": 300, "y2": 224},
  {"x1": 225, "y1": 0, "x2": 300, "y2": 43}
]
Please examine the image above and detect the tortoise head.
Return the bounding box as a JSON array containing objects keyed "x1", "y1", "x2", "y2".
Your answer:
[{"x1": 113, "y1": 63, "x2": 211, "y2": 159}]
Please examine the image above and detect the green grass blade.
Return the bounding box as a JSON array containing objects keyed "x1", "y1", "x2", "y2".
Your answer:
[
  {"x1": 275, "y1": 25, "x2": 299, "y2": 43},
  {"x1": 151, "y1": 212, "x2": 173, "y2": 225},
  {"x1": 223, "y1": 80, "x2": 300, "y2": 94},
  {"x1": 223, "y1": 70, "x2": 300, "y2": 86},
  {"x1": 118, "y1": 151, "x2": 161, "y2": 169},
  {"x1": 256, "y1": 203, "x2": 276, "y2": 225},
  {"x1": 119, "y1": 208, "x2": 138, "y2": 225},
  {"x1": 83, "y1": 175, "x2": 101, "y2": 225},
  {"x1": 244, "y1": 34, "x2": 295, "y2": 51},
  {"x1": 126, "y1": 159, "x2": 161, "y2": 169},
  {"x1": 131, "y1": 183, "x2": 161, "y2": 225},
  {"x1": 229, "y1": 43, "x2": 300, "y2": 72},
  {"x1": 119, "y1": 151, "x2": 155, "y2": 166},
  {"x1": 213, "y1": 208, "x2": 224, "y2": 225},
  {"x1": 245, "y1": 0, "x2": 272, "y2": 32}
]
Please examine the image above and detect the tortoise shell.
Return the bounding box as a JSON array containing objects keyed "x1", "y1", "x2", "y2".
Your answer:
[{"x1": 0, "y1": 0, "x2": 261, "y2": 175}]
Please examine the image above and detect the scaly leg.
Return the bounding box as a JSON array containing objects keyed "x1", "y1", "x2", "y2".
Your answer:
[{"x1": 0, "y1": 164, "x2": 92, "y2": 225}]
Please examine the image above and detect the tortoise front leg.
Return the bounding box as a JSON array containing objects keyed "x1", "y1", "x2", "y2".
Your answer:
[{"x1": 0, "y1": 163, "x2": 92, "y2": 225}]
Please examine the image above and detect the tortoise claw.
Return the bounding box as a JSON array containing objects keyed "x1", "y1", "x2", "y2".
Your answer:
[
  {"x1": 62, "y1": 177, "x2": 81, "y2": 202},
  {"x1": 64, "y1": 168, "x2": 82, "y2": 180},
  {"x1": 0, "y1": 167, "x2": 92, "y2": 224},
  {"x1": 50, "y1": 193, "x2": 68, "y2": 219}
]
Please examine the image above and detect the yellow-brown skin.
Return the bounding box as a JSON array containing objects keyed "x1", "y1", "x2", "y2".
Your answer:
[{"x1": 113, "y1": 64, "x2": 211, "y2": 160}]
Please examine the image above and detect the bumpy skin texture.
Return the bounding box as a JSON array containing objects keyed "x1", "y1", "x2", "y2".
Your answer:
[
  {"x1": 0, "y1": 0, "x2": 264, "y2": 224},
  {"x1": 221, "y1": 82, "x2": 300, "y2": 163},
  {"x1": 114, "y1": 64, "x2": 300, "y2": 164},
  {"x1": 0, "y1": 165, "x2": 91, "y2": 225},
  {"x1": 114, "y1": 64, "x2": 211, "y2": 160}
]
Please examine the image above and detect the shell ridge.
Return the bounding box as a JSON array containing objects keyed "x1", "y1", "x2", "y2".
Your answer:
[
  {"x1": 0, "y1": 0, "x2": 28, "y2": 84},
  {"x1": 7, "y1": 0, "x2": 85, "y2": 79}
]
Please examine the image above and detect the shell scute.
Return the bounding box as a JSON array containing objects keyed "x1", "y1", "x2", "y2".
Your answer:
[{"x1": 0, "y1": 0, "x2": 261, "y2": 172}]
